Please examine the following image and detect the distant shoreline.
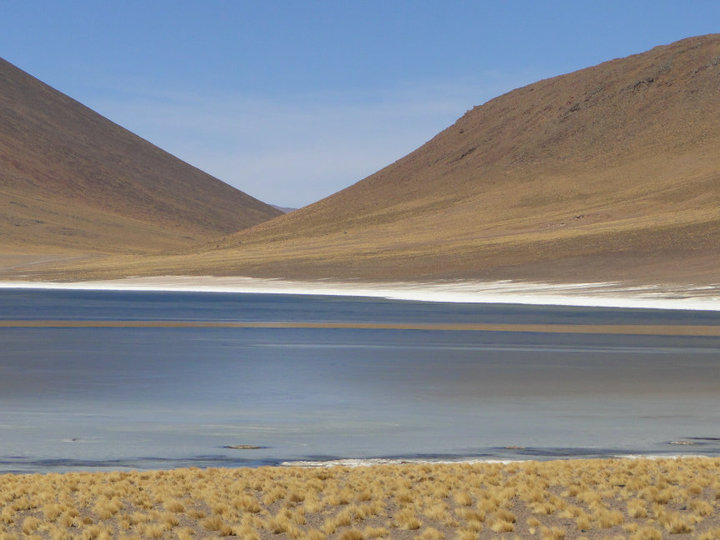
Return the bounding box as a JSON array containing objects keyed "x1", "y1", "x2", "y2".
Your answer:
[
  {"x1": 1, "y1": 276, "x2": 719, "y2": 311},
  {"x1": 278, "y1": 453, "x2": 713, "y2": 468}
]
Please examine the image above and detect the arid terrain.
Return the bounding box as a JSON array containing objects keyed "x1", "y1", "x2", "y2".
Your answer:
[
  {"x1": 2, "y1": 458, "x2": 720, "y2": 539},
  {"x1": 3, "y1": 34, "x2": 717, "y2": 286},
  {"x1": 0, "y1": 57, "x2": 280, "y2": 270}
]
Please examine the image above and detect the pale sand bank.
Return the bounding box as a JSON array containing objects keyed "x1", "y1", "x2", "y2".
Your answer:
[
  {"x1": 1, "y1": 276, "x2": 720, "y2": 311},
  {"x1": 280, "y1": 454, "x2": 708, "y2": 469}
]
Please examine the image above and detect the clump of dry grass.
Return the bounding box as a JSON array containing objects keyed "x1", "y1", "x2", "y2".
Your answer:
[{"x1": 0, "y1": 457, "x2": 719, "y2": 539}]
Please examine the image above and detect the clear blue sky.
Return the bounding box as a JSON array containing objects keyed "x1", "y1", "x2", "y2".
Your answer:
[{"x1": 1, "y1": 1, "x2": 718, "y2": 207}]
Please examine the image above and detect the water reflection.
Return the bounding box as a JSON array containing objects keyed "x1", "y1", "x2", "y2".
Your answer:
[{"x1": 0, "y1": 289, "x2": 719, "y2": 472}]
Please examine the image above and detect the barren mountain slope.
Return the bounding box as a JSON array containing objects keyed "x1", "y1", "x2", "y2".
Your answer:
[
  {"x1": 11, "y1": 35, "x2": 720, "y2": 284},
  {"x1": 0, "y1": 58, "x2": 281, "y2": 257}
]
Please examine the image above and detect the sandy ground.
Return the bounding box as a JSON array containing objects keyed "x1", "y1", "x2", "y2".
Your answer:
[
  {"x1": 1, "y1": 457, "x2": 720, "y2": 539},
  {"x1": 1, "y1": 276, "x2": 720, "y2": 311}
]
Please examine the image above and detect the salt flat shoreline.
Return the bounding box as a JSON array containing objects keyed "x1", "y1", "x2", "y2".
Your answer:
[
  {"x1": 1, "y1": 275, "x2": 720, "y2": 311},
  {"x1": 279, "y1": 454, "x2": 709, "y2": 469}
]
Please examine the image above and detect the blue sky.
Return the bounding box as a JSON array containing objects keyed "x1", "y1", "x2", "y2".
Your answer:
[{"x1": 1, "y1": 1, "x2": 718, "y2": 207}]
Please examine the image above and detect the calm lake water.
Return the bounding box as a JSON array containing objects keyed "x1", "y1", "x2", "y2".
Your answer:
[{"x1": 1, "y1": 288, "x2": 720, "y2": 473}]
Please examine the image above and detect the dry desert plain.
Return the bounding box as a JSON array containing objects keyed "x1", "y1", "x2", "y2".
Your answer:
[{"x1": 2, "y1": 458, "x2": 720, "y2": 539}]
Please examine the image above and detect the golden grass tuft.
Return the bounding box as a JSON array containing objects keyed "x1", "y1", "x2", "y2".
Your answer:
[
  {"x1": 140, "y1": 523, "x2": 166, "y2": 539},
  {"x1": 541, "y1": 526, "x2": 566, "y2": 540},
  {"x1": 627, "y1": 498, "x2": 648, "y2": 518},
  {"x1": 691, "y1": 499, "x2": 714, "y2": 516},
  {"x1": 489, "y1": 518, "x2": 514, "y2": 533},
  {"x1": 663, "y1": 512, "x2": 695, "y2": 534},
  {"x1": 339, "y1": 530, "x2": 365, "y2": 540},
  {"x1": 631, "y1": 525, "x2": 664, "y2": 539},
  {"x1": 419, "y1": 526, "x2": 444, "y2": 539},
  {"x1": 453, "y1": 492, "x2": 473, "y2": 507},
  {"x1": 699, "y1": 528, "x2": 720, "y2": 540},
  {"x1": 164, "y1": 499, "x2": 185, "y2": 513},
  {"x1": 575, "y1": 513, "x2": 591, "y2": 531},
  {"x1": 42, "y1": 503, "x2": 63, "y2": 521},
  {"x1": 21, "y1": 516, "x2": 41, "y2": 535}
]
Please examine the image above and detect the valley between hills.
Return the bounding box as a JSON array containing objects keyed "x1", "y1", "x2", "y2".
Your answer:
[
  {"x1": 4, "y1": 27, "x2": 720, "y2": 540},
  {"x1": 2, "y1": 35, "x2": 720, "y2": 289}
]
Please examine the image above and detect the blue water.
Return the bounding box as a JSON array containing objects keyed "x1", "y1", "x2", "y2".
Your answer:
[{"x1": 1, "y1": 289, "x2": 720, "y2": 472}]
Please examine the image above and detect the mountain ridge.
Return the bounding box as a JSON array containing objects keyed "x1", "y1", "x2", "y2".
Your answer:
[
  {"x1": 4, "y1": 35, "x2": 720, "y2": 284},
  {"x1": 184, "y1": 34, "x2": 720, "y2": 284},
  {"x1": 0, "y1": 57, "x2": 281, "y2": 255}
]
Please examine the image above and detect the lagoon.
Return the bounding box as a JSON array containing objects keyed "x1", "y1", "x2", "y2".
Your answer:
[{"x1": 1, "y1": 288, "x2": 720, "y2": 472}]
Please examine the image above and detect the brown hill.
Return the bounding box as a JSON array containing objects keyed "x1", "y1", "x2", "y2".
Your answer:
[
  {"x1": 9, "y1": 35, "x2": 720, "y2": 285},
  {"x1": 0, "y1": 57, "x2": 281, "y2": 261}
]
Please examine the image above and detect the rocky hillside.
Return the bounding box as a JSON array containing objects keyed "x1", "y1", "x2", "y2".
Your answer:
[
  {"x1": 0, "y1": 58, "x2": 281, "y2": 256},
  {"x1": 7, "y1": 35, "x2": 720, "y2": 284}
]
